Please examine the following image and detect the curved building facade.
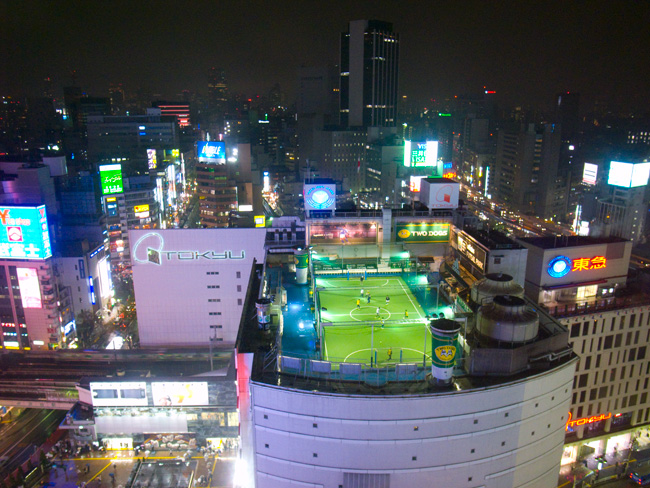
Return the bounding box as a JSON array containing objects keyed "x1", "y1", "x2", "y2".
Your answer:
[{"x1": 250, "y1": 362, "x2": 574, "y2": 488}]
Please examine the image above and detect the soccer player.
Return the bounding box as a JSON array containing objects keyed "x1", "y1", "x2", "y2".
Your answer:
[
  {"x1": 360, "y1": 288, "x2": 364, "y2": 297},
  {"x1": 388, "y1": 347, "x2": 392, "y2": 360},
  {"x1": 385, "y1": 296, "x2": 390, "y2": 305},
  {"x1": 366, "y1": 293, "x2": 371, "y2": 304},
  {"x1": 376, "y1": 307, "x2": 380, "y2": 318},
  {"x1": 404, "y1": 310, "x2": 408, "y2": 319},
  {"x1": 356, "y1": 299, "x2": 360, "y2": 309}
]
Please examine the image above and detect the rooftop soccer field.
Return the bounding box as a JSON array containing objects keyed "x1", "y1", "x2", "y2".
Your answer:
[{"x1": 317, "y1": 276, "x2": 434, "y2": 367}]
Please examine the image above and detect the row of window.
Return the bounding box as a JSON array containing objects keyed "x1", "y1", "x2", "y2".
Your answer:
[{"x1": 570, "y1": 313, "x2": 649, "y2": 339}]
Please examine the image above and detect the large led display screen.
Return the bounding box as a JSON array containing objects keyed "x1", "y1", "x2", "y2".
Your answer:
[
  {"x1": 404, "y1": 140, "x2": 441, "y2": 171},
  {"x1": 0, "y1": 205, "x2": 52, "y2": 260},
  {"x1": 17, "y1": 267, "x2": 42, "y2": 308},
  {"x1": 608, "y1": 161, "x2": 650, "y2": 188},
  {"x1": 152, "y1": 381, "x2": 209, "y2": 406},
  {"x1": 197, "y1": 141, "x2": 226, "y2": 163},
  {"x1": 99, "y1": 164, "x2": 124, "y2": 195},
  {"x1": 304, "y1": 183, "x2": 336, "y2": 211},
  {"x1": 396, "y1": 223, "x2": 450, "y2": 243},
  {"x1": 90, "y1": 382, "x2": 148, "y2": 407},
  {"x1": 309, "y1": 223, "x2": 377, "y2": 245}
]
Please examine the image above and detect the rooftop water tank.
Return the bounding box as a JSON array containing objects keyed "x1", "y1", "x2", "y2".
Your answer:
[
  {"x1": 477, "y1": 295, "x2": 538, "y2": 343},
  {"x1": 471, "y1": 273, "x2": 524, "y2": 306}
]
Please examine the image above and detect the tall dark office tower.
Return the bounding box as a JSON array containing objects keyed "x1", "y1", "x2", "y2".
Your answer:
[
  {"x1": 208, "y1": 68, "x2": 228, "y2": 113},
  {"x1": 340, "y1": 20, "x2": 399, "y2": 128},
  {"x1": 555, "y1": 92, "x2": 580, "y2": 142}
]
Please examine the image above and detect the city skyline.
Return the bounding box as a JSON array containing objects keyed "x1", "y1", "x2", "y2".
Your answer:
[{"x1": 2, "y1": 0, "x2": 649, "y2": 112}]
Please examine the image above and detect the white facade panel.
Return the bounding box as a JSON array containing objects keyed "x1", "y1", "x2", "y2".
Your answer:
[
  {"x1": 131, "y1": 229, "x2": 266, "y2": 346},
  {"x1": 250, "y1": 360, "x2": 576, "y2": 488}
]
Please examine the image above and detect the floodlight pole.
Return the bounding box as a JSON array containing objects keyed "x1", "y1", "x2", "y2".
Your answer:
[
  {"x1": 423, "y1": 321, "x2": 428, "y2": 367},
  {"x1": 370, "y1": 322, "x2": 375, "y2": 367}
]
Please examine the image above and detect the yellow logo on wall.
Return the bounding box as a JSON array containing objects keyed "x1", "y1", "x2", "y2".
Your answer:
[
  {"x1": 435, "y1": 345, "x2": 456, "y2": 362},
  {"x1": 397, "y1": 229, "x2": 411, "y2": 239}
]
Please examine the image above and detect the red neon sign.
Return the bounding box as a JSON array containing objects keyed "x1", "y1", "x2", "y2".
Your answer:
[{"x1": 565, "y1": 411, "x2": 611, "y2": 431}]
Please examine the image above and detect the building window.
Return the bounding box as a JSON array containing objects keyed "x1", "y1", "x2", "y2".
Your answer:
[
  {"x1": 236, "y1": 271, "x2": 241, "y2": 278},
  {"x1": 209, "y1": 312, "x2": 222, "y2": 316},
  {"x1": 237, "y1": 299, "x2": 242, "y2": 306},
  {"x1": 208, "y1": 299, "x2": 221, "y2": 302},
  {"x1": 237, "y1": 285, "x2": 242, "y2": 292},
  {"x1": 208, "y1": 285, "x2": 220, "y2": 289}
]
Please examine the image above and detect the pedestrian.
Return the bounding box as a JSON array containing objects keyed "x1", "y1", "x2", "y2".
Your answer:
[
  {"x1": 388, "y1": 347, "x2": 392, "y2": 360},
  {"x1": 366, "y1": 293, "x2": 371, "y2": 304},
  {"x1": 356, "y1": 299, "x2": 360, "y2": 309},
  {"x1": 385, "y1": 296, "x2": 390, "y2": 305},
  {"x1": 404, "y1": 310, "x2": 408, "y2": 319}
]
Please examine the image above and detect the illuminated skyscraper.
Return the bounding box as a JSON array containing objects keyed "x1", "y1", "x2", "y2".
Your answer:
[{"x1": 340, "y1": 20, "x2": 399, "y2": 128}]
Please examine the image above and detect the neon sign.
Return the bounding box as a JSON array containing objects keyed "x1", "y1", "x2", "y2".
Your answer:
[
  {"x1": 565, "y1": 411, "x2": 611, "y2": 431},
  {"x1": 548, "y1": 255, "x2": 606, "y2": 278}
]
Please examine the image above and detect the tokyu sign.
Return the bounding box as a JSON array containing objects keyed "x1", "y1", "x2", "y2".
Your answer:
[
  {"x1": 547, "y1": 255, "x2": 606, "y2": 278},
  {"x1": 396, "y1": 223, "x2": 450, "y2": 243},
  {"x1": 132, "y1": 232, "x2": 245, "y2": 265}
]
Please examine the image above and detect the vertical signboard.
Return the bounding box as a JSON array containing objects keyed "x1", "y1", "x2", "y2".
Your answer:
[
  {"x1": 99, "y1": 164, "x2": 124, "y2": 195},
  {"x1": 17, "y1": 267, "x2": 42, "y2": 308},
  {"x1": 0, "y1": 205, "x2": 52, "y2": 260}
]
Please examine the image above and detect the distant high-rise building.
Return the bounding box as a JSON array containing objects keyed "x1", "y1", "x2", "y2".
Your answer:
[
  {"x1": 494, "y1": 123, "x2": 567, "y2": 221},
  {"x1": 555, "y1": 92, "x2": 580, "y2": 143},
  {"x1": 340, "y1": 20, "x2": 399, "y2": 128},
  {"x1": 208, "y1": 67, "x2": 228, "y2": 117}
]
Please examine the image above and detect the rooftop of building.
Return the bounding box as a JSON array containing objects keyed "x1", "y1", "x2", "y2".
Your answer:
[
  {"x1": 463, "y1": 227, "x2": 525, "y2": 250},
  {"x1": 237, "y1": 248, "x2": 576, "y2": 396},
  {"x1": 519, "y1": 235, "x2": 629, "y2": 250}
]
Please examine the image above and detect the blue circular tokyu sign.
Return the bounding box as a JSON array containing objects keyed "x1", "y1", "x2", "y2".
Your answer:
[{"x1": 547, "y1": 255, "x2": 572, "y2": 278}]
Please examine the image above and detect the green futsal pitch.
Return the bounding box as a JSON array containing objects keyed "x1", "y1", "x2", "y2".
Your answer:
[{"x1": 317, "y1": 276, "x2": 433, "y2": 366}]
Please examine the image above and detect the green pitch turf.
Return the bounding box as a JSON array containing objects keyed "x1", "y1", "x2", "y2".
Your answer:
[{"x1": 317, "y1": 276, "x2": 433, "y2": 366}]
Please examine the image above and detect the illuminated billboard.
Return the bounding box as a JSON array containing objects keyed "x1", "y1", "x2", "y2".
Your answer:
[
  {"x1": 0, "y1": 205, "x2": 52, "y2": 260},
  {"x1": 17, "y1": 267, "x2": 42, "y2": 308},
  {"x1": 97, "y1": 256, "x2": 112, "y2": 299},
  {"x1": 254, "y1": 215, "x2": 266, "y2": 227},
  {"x1": 453, "y1": 230, "x2": 487, "y2": 272},
  {"x1": 147, "y1": 148, "x2": 157, "y2": 170},
  {"x1": 309, "y1": 223, "x2": 377, "y2": 245},
  {"x1": 582, "y1": 163, "x2": 598, "y2": 185},
  {"x1": 396, "y1": 223, "x2": 450, "y2": 243},
  {"x1": 404, "y1": 141, "x2": 440, "y2": 170},
  {"x1": 197, "y1": 141, "x2": 226, "y2": 162},
  {"x1": 608, "y1": 161, "x2": 650, "y2": 188},
  {"x1": 409, "y1": 176, "x2": 426, "y2": 192},
  {"x1": 90, "y1": 381, "x2": 148, "y2": 407},
  {"x1": 99, "y1": 164, "x2": 124, "y2": 195},
  {"x1": 304, "y1": 183, "x2": 336, "y2": 211},
  {"x1": 151, "y1": 381, "x2": 209, "y2": 406},
  {"x1": 134, "y1": 204, "x2": 150, "y2": 219}
]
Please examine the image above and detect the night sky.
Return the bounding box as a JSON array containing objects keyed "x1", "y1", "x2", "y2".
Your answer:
[{"x1": 2, "y1": 0, "x2": 649, "y2": 112}]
